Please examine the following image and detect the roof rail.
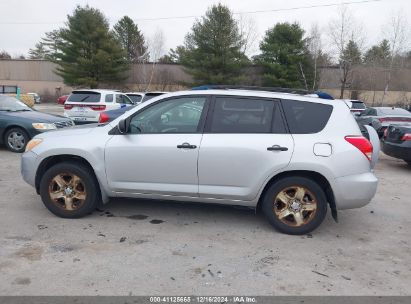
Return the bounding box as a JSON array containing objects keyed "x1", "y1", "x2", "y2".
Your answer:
[{"x1": 191, "y1": 85, "x2": 334, "y2": 100}]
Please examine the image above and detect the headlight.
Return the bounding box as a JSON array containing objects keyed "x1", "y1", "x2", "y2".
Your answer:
[
  {"x1": 25, "y1": 139, "x2": 43, "y2": 152},
  {"x1": 32, "y1": 123, "x2": 57, "y2": 130}
]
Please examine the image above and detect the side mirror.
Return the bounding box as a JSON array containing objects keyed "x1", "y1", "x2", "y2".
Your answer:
[{"x1": 117, "y1": 119, "x2": 129, "y2": 134}]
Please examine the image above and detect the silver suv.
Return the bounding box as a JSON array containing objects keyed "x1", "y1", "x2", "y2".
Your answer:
[{"x1": 21, "y1": 89, "x2": 379, "y2": 234}]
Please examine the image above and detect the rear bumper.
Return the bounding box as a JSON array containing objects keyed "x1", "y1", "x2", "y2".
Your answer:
[
  {"x1": 381, "y1": 140, "x2": 411, "y2": 161},
  {"x1": 333, "y1": 172, "x2": 378, "y2": 210}
]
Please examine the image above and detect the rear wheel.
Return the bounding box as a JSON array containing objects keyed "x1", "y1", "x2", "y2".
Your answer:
[
  {"x1": 262, "y1": 176, "x2": 328, "y2": 235},
  {"x1": 39, "y1": 162, "x2": 100, "y2": 218},
  {"x1": 5, "y1": 127, "x2": 29, "y2": 153}
]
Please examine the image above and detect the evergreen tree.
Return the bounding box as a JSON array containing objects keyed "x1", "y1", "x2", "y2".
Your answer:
[
  {"x1": 177, "y1": 3, "x2": 248, "y2": 85},
  {"x1": 54, "y1": 6, "x2": 128, "y2": 88},
  {"x1": 257, "y1": 22, "x2": 314, "y2": 89},
  {"x1": 28, "y1": 42, "x2": 48, "y2": 59},
  {"x1": 364, "y1": 39, "x2": 390, "y2": 65},
  {"x1": 113, "y1": 16, "x2": 148, "y2": 63}
]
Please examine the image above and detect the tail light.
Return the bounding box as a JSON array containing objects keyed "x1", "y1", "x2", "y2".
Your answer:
[
  {"x1": 90, "y1": 105, "x2": 106, "y2": 111},
  {"x1": 378, "y1": 118, "x2": 387, "y2": 122},
  {"x1": 64, "y1": 104, "x2": 74, "y2": 110},
  {"x1": 345, "y1": 136, "x2": 373, "y2": 161},
  {"x1": 99, "y1": 112, "x2": 109, "y2": 123},
  {"x1": 401, "y1": 133, "x2": 411, "y2": 141}
]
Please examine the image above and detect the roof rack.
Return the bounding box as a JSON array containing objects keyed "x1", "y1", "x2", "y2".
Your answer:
[{"x1": 191, "y1": 85, "x2": 334, "y2": 100}]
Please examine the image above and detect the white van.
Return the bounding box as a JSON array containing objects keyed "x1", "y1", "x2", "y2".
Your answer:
[{"x1": 64, "y1": 90, "x2": 134, "y2": 123}]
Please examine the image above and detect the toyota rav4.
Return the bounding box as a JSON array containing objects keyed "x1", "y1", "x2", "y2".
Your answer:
[{"x1": 21, "y1": 88, "x2": 379, "y2": 234}]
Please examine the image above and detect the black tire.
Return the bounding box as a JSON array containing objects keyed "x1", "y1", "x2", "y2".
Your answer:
[
  {"x1": 4, "y1": 127, "x2": 29, "y2": 153},
  {"x1": 261, "y1": 176, "x2": 328, "y2": 235},
  {"x1": 39, "y1": 162, "x2": 100, "y2": 218}
]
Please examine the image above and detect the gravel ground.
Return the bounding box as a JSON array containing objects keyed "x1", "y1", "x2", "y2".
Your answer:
[{"x1": 0, "y1": 108, "x2": 410, "y2": 295}]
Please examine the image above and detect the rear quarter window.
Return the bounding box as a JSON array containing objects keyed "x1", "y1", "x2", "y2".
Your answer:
[{"x1": 282, "y1": 99, "x2": 333, "y2": 134}]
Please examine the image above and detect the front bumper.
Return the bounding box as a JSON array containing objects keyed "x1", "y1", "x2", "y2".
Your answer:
[
  {"x1": 381, "y1": 140, "x2": 411, "y2": 161},
  {"x1": 333, "y1": 172, "x2": 378, "y2": 210},
  {"x1": 21, "y1": 150, "x2": 38, "y2": 188}
]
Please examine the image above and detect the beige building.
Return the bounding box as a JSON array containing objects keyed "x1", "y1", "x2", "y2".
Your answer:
[{"x1": 1, "y1": 59, "x2": 410, "y2": 106}]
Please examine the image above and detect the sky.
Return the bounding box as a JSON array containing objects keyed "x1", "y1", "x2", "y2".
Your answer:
[{"x1": 0, "y1": 0, "x2": 409, "y2": 58}]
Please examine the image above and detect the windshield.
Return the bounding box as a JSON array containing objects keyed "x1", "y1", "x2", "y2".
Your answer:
[
  {"x1": 142, "y1": 93, "x2": 165, "y2": 102},
  {"x1": 127, "y1": 94, "x2": 143, "y2": 104},
  {"x1": 351, "y1": 102, "x2": 366, "y2": 109},
  {"x1": 67, "y1": 92, "x2": 101, "y2": 103},
  {"x1": 0, "y1": 95, "x2": 31, "y2": 111}
]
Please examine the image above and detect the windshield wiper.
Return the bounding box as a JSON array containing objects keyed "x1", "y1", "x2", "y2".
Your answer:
[{"x1": 13, "y1": 109, "x2": 31, "y2": 112}]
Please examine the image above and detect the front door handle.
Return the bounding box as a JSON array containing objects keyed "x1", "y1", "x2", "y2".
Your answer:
[
  {"x1": 267, "y1": 145, "x2": 288, "y2": 151},
  {"x1": 177, "y1": 142, "x2": 197, "y2": 149}
]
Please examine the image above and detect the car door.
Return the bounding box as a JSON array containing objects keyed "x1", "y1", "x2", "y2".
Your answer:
[
  {"x1": 198, "y1": 96, "x2": 294, "y2": 201},
  {"x1": 105, "y1": 95, "x2": 209, "y2": 196}
]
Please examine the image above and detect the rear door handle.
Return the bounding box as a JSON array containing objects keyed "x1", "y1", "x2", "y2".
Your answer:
[
  {"x1": 267, "y1": 145, "x2": 288, "y2": 151},
  {"x1": 177, "y1": 142, "x2": 197, "y2": 149}
]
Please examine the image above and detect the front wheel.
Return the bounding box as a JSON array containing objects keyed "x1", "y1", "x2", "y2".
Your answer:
[
  {"x1": 5, "y1": 127, "x2": 29, "y2": 153},
  {"x1": 39, "y1": 162, "x2": 100, "y2": 218},
  {"x1": 261, "y1": 176, "x2": 328, "y2": 235}
]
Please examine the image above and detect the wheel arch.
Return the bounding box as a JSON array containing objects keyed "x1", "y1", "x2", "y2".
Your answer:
[
  {"x1": 257, "y1": 170, "x2": 338, "y2": 222},
  {"x1": 35, "y1": 154, "x2": 109, "y2": 203}
]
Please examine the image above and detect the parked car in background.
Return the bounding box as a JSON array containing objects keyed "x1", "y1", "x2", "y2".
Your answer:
[
  {"x1": 125, "y1": 92, "x2": 167, "y2": 105},
  {"x1": 100, "y1": 92, "x2": 168, "y2": 123},
  {"x1": 64, "y1": 90, "x2": 134, "y2": 124},
  {"x1": 343, "y1": 99, "x2": 366, "y2": 116},
  {"x1": 0, "y1": 95, "x2": 74, "y2": 152},
  {"x1": 21, "y1": 88, "x2": 379, "y2": 235},
  {"x1": 27, "y1": 93, "x2": 41, "y2": 104},
  {"x1": 382, "y1": 123, "x2": 411, "y2": 166},
  {"x1": 57, "y1": 95, "x2": 69, "y2": 105},
  {"x1": 356, "y1": 107, "x2": 411, "y2": 137}
]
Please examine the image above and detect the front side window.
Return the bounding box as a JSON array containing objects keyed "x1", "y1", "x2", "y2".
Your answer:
[
  {"x1": 129, "y1": 97, "x2": 206, "y2": 134},
  {"x1": 209, "y1": 97, "x2": 276, "y2": 133}
]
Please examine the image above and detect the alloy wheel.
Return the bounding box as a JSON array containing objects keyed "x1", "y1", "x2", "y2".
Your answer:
[
  {"x1": 48, "y1": 173, "x2": 87, "y2": 211},
  {"x1": 7, "y1": 131, "x2": 26, "y2": 151},
  {"x1": 273, "y1": 186, "x2": 318, "y2": 227}
]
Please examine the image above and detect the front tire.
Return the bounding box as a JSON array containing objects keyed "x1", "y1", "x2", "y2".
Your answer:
[
  {"x1": 261, "y1": 176, "x2": 328, "y2": 235},
  {"x1": 5, "y1": 127, "x2": 29, "y2": 153},
  {"x1": 39, "y1": 162, "x2": 100, "y2": 218}
]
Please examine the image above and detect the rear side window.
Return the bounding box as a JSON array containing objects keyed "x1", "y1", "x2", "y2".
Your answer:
[
  {"x1": 67, "y1": 92, "x2": 101, "y2": 103},
  {"x1": 105, "y1": 94, "x2": 113, "y2": 103},
  {"x1": 282, "y1": 99, "x2": 333, "y2": 134},
  {"x1": 209, "y1": 97, "x2": 279, "y2": 133}
]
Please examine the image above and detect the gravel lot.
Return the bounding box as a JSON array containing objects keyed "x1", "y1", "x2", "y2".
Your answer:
[{"x1": 0, "y1": 104, "x2": 410, "y2": 296}]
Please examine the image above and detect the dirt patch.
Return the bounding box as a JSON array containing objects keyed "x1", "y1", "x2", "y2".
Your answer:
[{"x1": 14, "y1": 246, "x2": 43, "y2": 261}]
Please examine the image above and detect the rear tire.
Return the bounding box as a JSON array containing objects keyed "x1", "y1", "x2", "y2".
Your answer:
[
  {"x1": 5, "y1": 127, "x2": 29, "y2": 153},
  {"x1": 39, "y1": 162, "x2": 100, "y2": 218},
  {"x1": 261, "y1": 176, "x2": 328, "y2": 235}
]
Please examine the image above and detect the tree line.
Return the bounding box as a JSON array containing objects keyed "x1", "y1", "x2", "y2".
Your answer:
[{"x1": 2, "y1": 3, "x2": 411, "y2": 100}]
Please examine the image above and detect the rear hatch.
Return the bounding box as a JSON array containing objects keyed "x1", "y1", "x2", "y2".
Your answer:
[{"x1": 64, "y1": 91, "x2": 105, "y2": 119}]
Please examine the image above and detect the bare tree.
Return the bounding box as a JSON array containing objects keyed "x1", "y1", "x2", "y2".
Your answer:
[
  {"x1": 308, "y1": 23, "x2": 322, "y2": 90},
  {"x1": 237, "y1": 14, "x2": 259, "y2": 58},
  {"x1": 327, "y1": 5, "x2": 364, "y2": 98},
  {"x1": 145, "y1": 29, "x2": 166, "y2": 90},
  {"x1": 381, "y1": 10, "x2": 409, "y2": 105}
]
